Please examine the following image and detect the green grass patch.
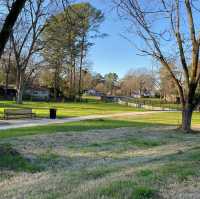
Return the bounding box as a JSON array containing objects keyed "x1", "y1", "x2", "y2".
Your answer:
[
  {"x1": 88, "y1": 148, "x2": 200, "y2": 199},
  {"x1": 96, "y1": 180, "x2": 137, "y2": 198},
  {"x1": 94, "y1": 180, "x2": 157, "y2": 199},
  {"x1": 135, "y1": 148, "x2": 200, "y2": 185},
  {"x1": 137, "y1": 169, "x2": 154, "y2": 178},
  {"x1": 126, "y1": 138, "x2": 165, "y2": 147},
  {"x1": 77, "y1": 166, "x2": 120, "y2": 181},
  {"x1": 133, "y1": 186, "x2": 157, "y2": 199},
  {"x1": 0, "y1": 144, "x2": 41, "y2": 172},
  {"x1": 0, "y1": 100, "x2": 141, "y2": 118},
  {"x1": 82, "y1": 138, "x2": 165, "y2": 152},
  {"x1": 0, "y1": 119, "x2": 151, "y2": 139},
  {"x1": 1, "y1": 111, "x2": 200, "y2": 139},
  {"x1": 114, "y1": 111, "x2": 200, "y2": 126},
  {"x1": 130, "y1": 97, "x2": 182, "y2": 110},
  {"x1": 39, "y1": 152, "x2": 60, "y2": 163},
  {"x1": 1, "y1": 118, "x2": 200, "y2": 198}
]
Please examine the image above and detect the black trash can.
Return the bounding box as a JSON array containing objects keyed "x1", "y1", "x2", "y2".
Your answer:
[{"x1": 50, "y1": 108, "x2": 57, "y2": 119}]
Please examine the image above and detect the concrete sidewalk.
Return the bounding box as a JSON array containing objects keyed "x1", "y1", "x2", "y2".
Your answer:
[{"x1": 0, "y1": 111, "x2": 159, "y2": 130}]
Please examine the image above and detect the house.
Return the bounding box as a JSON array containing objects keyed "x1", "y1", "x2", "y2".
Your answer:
[
  {"x1": 131, "y1": 92, "x2": 141, "y2": 98},
  {"x1": 164, "y1": 95, "x2": 180, "y2": 103},
  {"x1": 0, "y1": 85, "x2": 16, "y2": 100},
  {"x1": 143, "y1": 90, "x2": 155, "y2": 98},
  {"x1": 131, "y1": 90, "x2": 155, "y2": 98},
  {"x1": 24, "y1": 87, "x2": 50, "y2": 101},
  {"x1": 84, "y1": 89, "x2": 105, "y2": 97}
]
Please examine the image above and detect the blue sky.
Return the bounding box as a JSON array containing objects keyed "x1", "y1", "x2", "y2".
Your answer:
[{"x1": 80, "y1": 0, "x2": 151, "y2": 78}]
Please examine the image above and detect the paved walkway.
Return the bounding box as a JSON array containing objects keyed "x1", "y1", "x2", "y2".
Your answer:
[{"x1": 0, "y1": 111, "x2": 159, "y2": 130}]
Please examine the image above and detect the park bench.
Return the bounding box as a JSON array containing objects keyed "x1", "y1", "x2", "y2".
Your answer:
[{"x1": 4, "y1": 108, "x2": 36, "y2": 120}]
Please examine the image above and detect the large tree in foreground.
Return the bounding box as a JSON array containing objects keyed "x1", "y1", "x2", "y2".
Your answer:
[
  {"x1": 115, "y1": 0, "x2": 200, "y2": 132},
  {"x1": 0, "y1": 0, "x2": 71, "y2": 58},
  {"x1": 0, "y1": 0, "x2": 26, "y2": 58}
]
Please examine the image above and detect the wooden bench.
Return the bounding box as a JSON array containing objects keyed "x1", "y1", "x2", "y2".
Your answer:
[{"x1": 4, "y1": 108, "x2": 36, "y2": 120}]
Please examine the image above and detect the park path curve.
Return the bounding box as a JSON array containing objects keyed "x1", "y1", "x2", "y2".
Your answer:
[{"x1": 0, "y1": 111, "x2": 162, "y2": 130}]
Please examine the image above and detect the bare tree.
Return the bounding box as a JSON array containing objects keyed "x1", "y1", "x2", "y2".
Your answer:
[
  {"x1": 159, "y1": 63, "x2": 180, "y2": 102},
  {"x1": 8, "y1": 0, "x2": 51, "y2": 104},
  {"x1": 121, "y1": 69, "x2": 155, "y2": 97},
  {"x1": 114, "y1": 0, "x2": 200, "y2": 132}
]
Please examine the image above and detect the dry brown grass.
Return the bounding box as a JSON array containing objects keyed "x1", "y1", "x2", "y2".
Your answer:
[{"x1": 0, "y1": 126, "x2": 200, "y2": 199}]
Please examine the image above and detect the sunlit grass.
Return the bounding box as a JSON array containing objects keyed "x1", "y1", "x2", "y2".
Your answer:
[
  {"x1": 130, "y1": 98, "x2": 182, "y2": 110},
  {"x1": 112, "y1": 111, "x2": 200, "y2": 126},
  {"x1": 0, "y1": 100, "x2": 141, "y2": 118},
  {"x1": 0, "y1": 119, "x2": 147, "y2": 139},
  {"x1": 1, "y1": 111, "x2": 200, "y2": 139}
]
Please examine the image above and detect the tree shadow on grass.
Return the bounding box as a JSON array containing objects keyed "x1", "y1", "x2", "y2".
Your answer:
[
  {"x1": 1, "y1": 136, "x2": 200, "y2": 182},
  {"x1": 1, "y1": 115, "x2": 200, "y2": 177},
  {"x1": 0, "y1": 119, "x2": 182, "y2": 139},
  {"x1": 0, "y1": 143, "x2": 42, "y2": 173}
]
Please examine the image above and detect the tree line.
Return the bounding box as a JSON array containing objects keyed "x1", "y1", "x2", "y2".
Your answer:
[
  {"x1": 0, "y1": 0, "x2": 104, "y2": 103},
  {"x1": 1, "y1": 0, "x2": 200, "y2": 132}
]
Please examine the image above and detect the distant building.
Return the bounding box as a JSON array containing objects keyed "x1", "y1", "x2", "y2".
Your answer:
[
  {"x1": 0, "y1": 85, "x2": 16, "y2": 100},
  {"x1": 131, "y1": 92, "x2": 141, "y2": 98},
  {"x1": 131, "y1": 90, "x2": 155, "y2": 98},
  {"x1": 24, "y1": 87, "x2": 50, "y2": 101},
  {"x1": 164, "y1": 94, "x2": 180, "y2": 103},
  {"x1": 143, "y1": 90, "x2": 155, "y2": 98},
  {"x1": 84, "y1": 89, "x2": 105, "y2": 97}
]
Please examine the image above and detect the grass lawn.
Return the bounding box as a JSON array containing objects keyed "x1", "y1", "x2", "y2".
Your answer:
[
  {"x1": 130, "y1": 98, "x2": 182, "y2": 110},
  {"x1": 0, "y1": 100, "x2": 141, "y2": 118},
  {"x1": 1, "y1": 112, "x2": 200, "y2": 198},
  {"x1": 1, "y1": 124, "x2": 200, "y2": 198},
  {"x1": 112, "y1": 111, "x2": 200, "y2": 126},
  {"x1": 0, "y1": 111, "x2": 200, "y2": 139}
]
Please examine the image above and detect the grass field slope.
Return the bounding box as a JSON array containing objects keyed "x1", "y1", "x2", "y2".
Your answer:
[
  {"x1": 0, "y1": 111, "x2": 200, "y2": 198},
  {"x1": 0, "y1": 125, "x2": 200, "y2": 199}
]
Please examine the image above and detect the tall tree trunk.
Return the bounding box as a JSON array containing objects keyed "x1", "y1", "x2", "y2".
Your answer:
[
  {"x1": 73, "y1": 64, "x2": 76, "y2": 101},
  {"x1": 5, "y1": 72, "x2": 9, "y2": 99},
  {"x1": 53, "y1": 87, "x2": 57, "y2": 102},
  {"x1": 54, "y1": 69, "x2": 58, "y2": 102},
  {"x1": 181, "y1": 83, "x2": 197, "y2": 132},
  {"x1": 70, "y1": 66, "x2": 73, "y2": 100},
  {"x1": 78, "y1": 34, "x2": 85, "y2": 99},
  {"x1": 16, "y1": 86, "x2": 23, "y2": 104},
  {"x1": 181, "y1": 104, "x2": 193, "y2": 133},
  {"x1": 79, "y1": 67, "x2": 82, "y2": 98},
  {"x1": 0, "y1": 0, "x2": 26, "y2": 58},
  {"x1": 16, "y1": 69, "x2": 24, "y2": 104}
]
